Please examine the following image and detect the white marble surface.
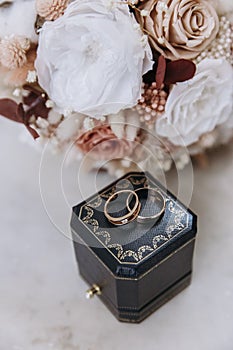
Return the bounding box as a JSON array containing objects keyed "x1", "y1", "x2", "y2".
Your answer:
[{"x1": 1, "y1": 118, "x2": 233, "y2": 350}]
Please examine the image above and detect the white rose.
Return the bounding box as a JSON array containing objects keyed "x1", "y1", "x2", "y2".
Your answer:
[
  {"x1": 156, "y1": 59, "x2": 233, "y2": 147},
  {"x1": 35, "y1": 0, "x2": 153, "y2": 119}
]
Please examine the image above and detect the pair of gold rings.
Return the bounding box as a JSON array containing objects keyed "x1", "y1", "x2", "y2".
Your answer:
[{"x1": 104, "y1": 188, "x2": 166, "y2": 226}]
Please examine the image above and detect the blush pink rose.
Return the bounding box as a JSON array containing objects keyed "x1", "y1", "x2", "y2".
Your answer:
[{"x1": 77, "y1": 124, "x2": 137, "y2": 161}]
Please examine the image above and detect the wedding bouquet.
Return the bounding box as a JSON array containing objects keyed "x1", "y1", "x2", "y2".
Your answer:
[{"x1": 0, "y1": 0, "x2": 232, "y2": 175}]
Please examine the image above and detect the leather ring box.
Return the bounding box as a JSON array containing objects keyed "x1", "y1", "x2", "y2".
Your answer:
[{"x1": 71, "y1": 172, "x2": 197, "y2": 323}]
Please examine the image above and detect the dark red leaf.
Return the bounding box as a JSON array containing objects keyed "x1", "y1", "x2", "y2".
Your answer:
[
  {"x1": 156, "y1": 55, "x2": 166, "y2": 89},
  {"x1": 16, "y1": 103, "x2": 26, "y2": 123},
  {"x1": 0, "y1": 98, "x2": 22, "y2": 123},
  {"x1": 26, "y1": 125, "x2": 40, "y2": 139},
  {"x1": 165, "y1": 59, "x2": 196, "y2": 85},
  {"x1": 23, "y1": 86, "x2": 50, "y2": 120},
  {"x1": 23, "y1": 84, "x2": 44, "y2": 96},
  {"x1": 0, "y1": 99, "x2": 39, "y2": 139},
  {"x1": 26, "y1": 95, "x2": 49, "y2": 120},
  {"x1": 23, "y1": 92, "x2": 38, "y2": 106}
]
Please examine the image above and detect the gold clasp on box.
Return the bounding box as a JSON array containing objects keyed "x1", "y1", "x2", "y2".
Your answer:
[{"x1": 85, "y1": 284, "x2": 101, "y2": 299}]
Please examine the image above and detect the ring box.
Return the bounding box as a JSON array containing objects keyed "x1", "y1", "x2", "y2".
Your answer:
[{"x1": 71, "y1": 172, "x2": 197, "y2": 323}]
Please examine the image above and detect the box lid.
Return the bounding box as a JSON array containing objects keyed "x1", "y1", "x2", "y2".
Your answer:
[{"x1": 71, "y1": 172, "x2": 197, "y2": 279}]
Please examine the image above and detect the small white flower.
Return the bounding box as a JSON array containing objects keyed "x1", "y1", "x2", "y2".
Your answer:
[
  {"x1": 12, "y1": 88, "x2": 21, "y2": 97},
  {"x1": 176, "y1": 153, "x2": 190, "y2": 170},
  {"x1": 156, "y1": 58, "x2": 233, "y2": 146},
  {"x1": 35, "y1": 0, "x2": 153, "y2": 119},
  {"x1": 63, "y1": 107, "x2": 73, "y2": 117},
  {"x1": 22, "y1": 90, "x2": 30, "y2": 97},
  {"x1": 37, "y1": 117, "x2": 49, "y2": 129},
  {"x1": 162, "y1": 159, "x2": 172, "y2": 172},
  {"x1": 26, "y1": 70, "x2": 37, "y2": 83},
  {"x1": 45, "y1": 100, "x2": 55, "y2": 109},
  {"x1": 100, "y1": 116, "x2": 106, "y2": 122},
  {"x1": 83, "y1": 117, "x2": 95, "y2": 131}
]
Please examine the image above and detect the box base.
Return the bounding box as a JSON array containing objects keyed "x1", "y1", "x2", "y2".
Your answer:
[
  {"x1": 117, "y1": 272, "x2": 192, "y2": 323},
  {"x1": 81, "y1": 272, "x2": 192, "y2": 323}
]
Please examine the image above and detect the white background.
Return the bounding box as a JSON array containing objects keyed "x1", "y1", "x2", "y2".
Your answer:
[{"x1": 1, "y1": 117, "x2": 233, "y2": 350}]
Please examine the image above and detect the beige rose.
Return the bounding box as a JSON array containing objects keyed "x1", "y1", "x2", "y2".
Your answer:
[{"x1": 137, "y1": 0, "x2": 219, "y2": 59}]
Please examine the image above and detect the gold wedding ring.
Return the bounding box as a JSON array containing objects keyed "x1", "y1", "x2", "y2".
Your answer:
[
  {"x1": 104, "y1": 190, "x2": 140, "y2": 226},
  {"x1": 127, "y1": 187, "x2": 165, "y2": 224}
]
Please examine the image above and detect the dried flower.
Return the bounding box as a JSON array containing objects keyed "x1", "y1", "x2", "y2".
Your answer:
[
  {"x1": 35, "y1": 110, "x2": 63, "y2": 139},
  {"x1": 135, "y1": 82, "x2": 167, "y2": 129},
  {"x1": 1, "y1": 45, "x2": 37, "y2": 87},
  {"x1": 36, "y1": 0, "x2": 69, "y2": 21},
  {"x1": 0, "y1": 35, "x2": 30, "y2": 69}
]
